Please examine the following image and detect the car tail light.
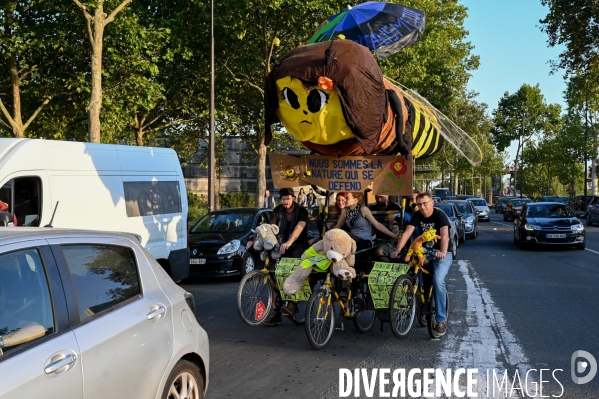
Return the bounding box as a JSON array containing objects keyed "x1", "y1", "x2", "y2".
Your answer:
[{"x1": 184, "y1": 292, "x2": 196, "y2": 316}]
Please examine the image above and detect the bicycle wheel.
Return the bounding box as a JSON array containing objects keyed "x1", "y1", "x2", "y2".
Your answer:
[
  {"x1": 305, "y1": 288, "x2": 335, "y2": 350},
  {"x1": 427, "y1": 291, "x2": 449, "y2": 338},
  {"x1": 389, "y1": 275, "x2": 415, "y2": 339},
  {"x1": 237, "y1": 271, "x2": 273, "y2": 326},
  {"x1": 352, "y1": 280, "x2": 375, "y2": 333}
]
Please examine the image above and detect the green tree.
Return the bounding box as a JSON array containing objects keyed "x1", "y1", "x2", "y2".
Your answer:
[
  {"x1": 490, "y1": 84, "x2": 555, "y2": 183},
  {"x1": 72, "y1": 0, "x2": 133, "y2": 143},
  {"x1": 540, "y1": 0, "x2": 599, "y2": 82},
  {"x1": 0, "y1": 1, "x2": 82, "y2": 138}
]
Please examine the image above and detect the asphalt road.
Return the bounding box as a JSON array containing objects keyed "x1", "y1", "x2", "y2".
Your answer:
[{"x1": 182, "y1": 211, "x2": 599, "y2": 399}]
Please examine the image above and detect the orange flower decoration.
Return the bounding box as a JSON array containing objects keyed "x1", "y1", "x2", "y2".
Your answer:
[
  {"x1": 390, "y1": 158, "x2": 407, "y2": 177},
  {"x1": 318, "y1": 76, "x2": 333, "y2": 90}
]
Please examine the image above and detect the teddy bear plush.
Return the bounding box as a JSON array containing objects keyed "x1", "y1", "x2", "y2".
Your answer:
[
  {"x1": 404, "y1": 228, "x2": 441, "y2": 268},
  {"x1": 253, "y1": 224, "x2": 280, "y2": 252},
  {"x1": 283, "y1": 229, "x2": 357, "y2": 295}
]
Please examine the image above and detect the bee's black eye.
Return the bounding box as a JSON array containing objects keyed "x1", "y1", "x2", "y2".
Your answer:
[
  {"x1": 281, "y1": 87, "x2": 300, "y2": 109},
  {"x1": 307, "y1": 89, "x2": 329, "y2": 113}
]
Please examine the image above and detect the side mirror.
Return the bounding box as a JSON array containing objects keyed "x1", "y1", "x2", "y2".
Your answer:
[{"x1": 457, "y1": 213, "x2": 463, "y2": 218}]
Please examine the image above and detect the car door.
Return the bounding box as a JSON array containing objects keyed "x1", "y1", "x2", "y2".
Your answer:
[
  {"x1": 47, "y1": 236, "x2": 174, "y2": 399},
  {"x1": 0, "y1": 242, "x2": 83, "y2": 399}
]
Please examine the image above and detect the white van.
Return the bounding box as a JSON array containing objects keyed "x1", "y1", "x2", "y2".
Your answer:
[{"x1": 0, "y1": 138, "x2": 189, "y2": 280}]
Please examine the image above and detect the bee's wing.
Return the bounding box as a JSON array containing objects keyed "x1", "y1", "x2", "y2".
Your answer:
[{"x1": 388, "y1": 78, "x2": 483, "y2": 167}]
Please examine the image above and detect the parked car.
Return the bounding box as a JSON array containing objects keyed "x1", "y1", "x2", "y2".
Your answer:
[
  {"x1": 495, "y1": 196, "x2": 514, "y2": 213},
  {"x1": 445, "y1": 200, "x2": 478, "y2": 238},
  {"x1": 431, "y1": 195, "x2": 442, "y2": 203},
  {"x1": 513, "y1": 202, "x2": 585, "y2": 249},
  {"x1": 574, "y1": 195, "x2": 596, "y2": 212},
  {"x1": 456, "y1": 194, "x2": 475, "y2": 200},
  {"x1": 503, "y1": 198, "x2": 533, "y2": 222},
  {"x1": 0, "y1": 228, "x2": 209, "y2": 398},
  {"x1": 435, "y1": 203, "x2": 465, "y2": 248},
  {"x1": 586, "y1": 196, "x2": 599, "y2": 226},
  {"x1": 469, "y1": 197, "x2": 490, "y2": 222},
  {"x1": 433, "y1": 205, "x2": 459, "y2": 258},
  {"x1": 188, "y1": 207, "x2": 274, "y2": 278}
]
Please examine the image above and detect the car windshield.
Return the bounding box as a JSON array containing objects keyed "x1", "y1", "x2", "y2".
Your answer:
[
  {"x1": 470, "y1": 199, "x2": 486, "y2": 206},
  {"x1": 502, "y1": 197, "x2": 513, "y2": 204},
  {"x1": 526, "y1": 204, "x2": 574, "y2": 218},
  {"x1": 454, "y1": 203, "x2": 471, "y2": 214},
  {"x1": 436, "y1": 204, "x2": 454, "y2": 217},
  {"x1": 191, "y1": 211, "x2": 255, "y2": 233}
]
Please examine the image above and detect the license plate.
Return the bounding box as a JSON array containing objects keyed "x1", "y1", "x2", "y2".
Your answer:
[
  {"x1": 190, "y1": 258, "x2": 206, "y2": 264},
  {"x1": 546, "y1": 234, "x2": 566, "y2": 238}
]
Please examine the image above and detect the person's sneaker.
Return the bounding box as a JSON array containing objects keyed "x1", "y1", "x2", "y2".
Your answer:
[
  {"x1": 263, "y1": 311, "x2": 282, "y2": 326},
  {"x1": 281, "y1": 302, "x2": 298, "y2": 321},
  {"x1": 435, "y1": 321, "x2": 447, "y2": 335}
]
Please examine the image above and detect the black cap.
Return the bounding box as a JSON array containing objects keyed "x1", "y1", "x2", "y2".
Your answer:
[{"x1": 279, "y1": 188, "x2": 295, "y2": 198}]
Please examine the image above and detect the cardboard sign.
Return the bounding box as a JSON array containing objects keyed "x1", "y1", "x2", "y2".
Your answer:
[
  {"x1": 368, "y1": 262, "x2": 411, "y2": 309},
  {"x1": 275, "y1": 258, "x2": 312, "y2": 301},
  {"x1": 269, "y1": 153, "x2": 413, "y2": 196}
]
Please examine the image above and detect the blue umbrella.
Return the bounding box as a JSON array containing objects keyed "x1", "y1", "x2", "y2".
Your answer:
[{"x1": 307, "y1": 2, "x2": 426, "y2": 59}]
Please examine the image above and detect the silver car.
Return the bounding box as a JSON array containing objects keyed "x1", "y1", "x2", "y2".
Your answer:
[
  {"x1": 0, "y1": 228, "x2": 209, "y2": 399},
  {"x1": 469, "y1": 198, "x2": 490, "y2": 222},
  {"x1": 433, "y1": 206, "x2": 459, "y2": 258}
]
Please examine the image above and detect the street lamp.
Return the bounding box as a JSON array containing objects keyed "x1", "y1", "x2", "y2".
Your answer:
[{"x1": 208, "y1": 0, "x2": 216, "y2": 211}]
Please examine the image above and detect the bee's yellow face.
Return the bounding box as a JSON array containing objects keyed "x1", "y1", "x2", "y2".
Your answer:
[{"x1": 275, "y1": 76, "x2": 354, "y2": 145}]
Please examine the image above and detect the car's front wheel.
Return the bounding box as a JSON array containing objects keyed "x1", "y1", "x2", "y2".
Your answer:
[
  {"x1": 162, "y1": 360, "x2": 204, "y2": 399},
  {"x1": 451, "y1": 236, "x2": 458, "y2": 259},
  {"x1": 240, "y1": 252, "x2": 255, "y2": 278}
]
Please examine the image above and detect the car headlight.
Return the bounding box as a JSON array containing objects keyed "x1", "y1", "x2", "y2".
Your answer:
[
  {"x1": 524, "y1": 224, "x2": 540, "y2": 231},
  {"x1": 465, "y1": 216, "x2": 474, "y2": 223},
  {"x1": 217, "y1": 240, "x2": 241, "y2": 254},
  {"x1": 571, "y1": 224, "x2": 585, "y2": 232}
]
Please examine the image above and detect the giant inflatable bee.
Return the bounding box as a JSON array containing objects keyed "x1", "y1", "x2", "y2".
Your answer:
[{"x1": 264, "y1": 40, "x2": 481, "y2": 166}]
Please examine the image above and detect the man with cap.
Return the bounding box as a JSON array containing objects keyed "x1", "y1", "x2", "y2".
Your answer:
[{"x1": 246, "y1": 187, "x2": 309, "y2": 325}]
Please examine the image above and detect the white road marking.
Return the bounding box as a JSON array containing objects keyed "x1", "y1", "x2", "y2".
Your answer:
[
  {"x1": 585, "y1": 248, "x2": 599, "y2": 255},
  {"x1": 435, "y1": 260, "x2": 537, "y2": 398},
  {"x1": 491, "y1": 221, "x2": 513, "y2": 227}
]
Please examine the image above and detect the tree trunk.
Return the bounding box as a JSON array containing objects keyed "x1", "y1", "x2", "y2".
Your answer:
[
  {"x1": 214, "y1": 173, "x2": 220, "y2": 210},
  {"x1": 88, "y1": 8, "x2": 105, "y2": 143},
  {"x1": 135, "y1": 126, "x2": 144, "y2": 146},
  {"x1": 256, "y1": 134, "x2": 267, "y2": 207},
  {"x1": 8, "y1": 56, "x2": 24, "y2": 138},
  {"x1": 74, "y1": 0, "x2": 132, "y2": 143}
]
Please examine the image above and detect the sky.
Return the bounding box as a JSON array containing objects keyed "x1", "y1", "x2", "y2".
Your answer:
[
  {"x1": 459, "y1": 0, "x2": 567, "y2": 168},
  {"x1": 460, "y1": 0, "x2": 567, "y2": 112}
]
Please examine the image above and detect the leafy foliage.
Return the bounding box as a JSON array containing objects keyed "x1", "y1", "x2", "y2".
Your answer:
[{"x1": 540, "y1": 0, "x2": 599, "y2": 82}]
